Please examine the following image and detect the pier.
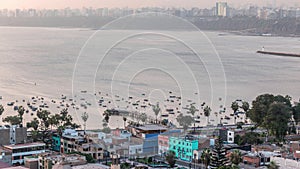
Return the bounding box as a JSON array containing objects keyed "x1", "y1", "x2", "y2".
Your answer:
[{"x1": 257, "y1": 50, "x2": 300, "y2": 58}]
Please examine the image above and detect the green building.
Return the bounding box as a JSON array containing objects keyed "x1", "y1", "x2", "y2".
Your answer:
[
  {"x1": 52, "y1": 134, "x2": 61, "y2": 152},
  {"x1": 169, "y1": 135, "x2": 199, "y2": 161}
]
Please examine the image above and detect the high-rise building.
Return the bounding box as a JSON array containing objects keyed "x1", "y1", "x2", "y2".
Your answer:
[{"x1": 216, "y1": 2, "x2": 228, "y2": 17}]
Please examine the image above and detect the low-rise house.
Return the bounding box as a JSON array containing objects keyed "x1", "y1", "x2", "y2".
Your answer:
[
  {"x1": 243, "y1": 153, "x2": 260, "y2": 167},
  {"x1": 39, "y1": 152, "x2": 87, "y2": 169},
  {"x1": 127, "y1": 124, "x2": 167, "y2": 139},
  {"x1": 24, "y1": 156, "x2": 38, "y2": 169}
]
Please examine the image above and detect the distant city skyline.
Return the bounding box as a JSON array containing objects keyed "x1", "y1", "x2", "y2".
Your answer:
[{"x1": 0, "y1": 0, "x2": 299, "y2": 9}]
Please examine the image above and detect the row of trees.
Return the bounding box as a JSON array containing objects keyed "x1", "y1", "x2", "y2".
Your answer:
[{"x1": 0, "y1": 105, "x2": 80, "y2": 144}]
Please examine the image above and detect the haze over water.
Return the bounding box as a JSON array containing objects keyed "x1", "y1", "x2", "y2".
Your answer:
[{"x1": 0, "y1": 26, "x2": 300, "y2": 129}]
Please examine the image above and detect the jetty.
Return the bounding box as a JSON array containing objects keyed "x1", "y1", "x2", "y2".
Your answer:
[{"x1": 257, "y1": 50, "x2": 300, "y2": 58}]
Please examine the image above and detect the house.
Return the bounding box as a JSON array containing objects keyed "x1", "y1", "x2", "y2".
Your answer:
[
  {"x1": 38, "y1": 152, "x2": 87, "y2": 169},
  {"x1": 169, "y1": 135, "x2": 199, "y2": 161},
  {"x1": 60, "y1": 129, "x2": 104, "y2": 161},
  {"x1": 3, "y1": 142, "x2": 45, "y2": 165},
  {"x1": 127, "y1": 124, "x2": 167, "y2": 139},
  {"x1": 243, "y1": 153, "x2": 260, "y2": 167},
  {"x1": 219, "y1": 128, "x2": 234, "y2": 144}
]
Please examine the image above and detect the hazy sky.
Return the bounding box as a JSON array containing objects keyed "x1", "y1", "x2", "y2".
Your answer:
[{"x1": 0, "y1": 0, "x2": 299, "y2": 9}]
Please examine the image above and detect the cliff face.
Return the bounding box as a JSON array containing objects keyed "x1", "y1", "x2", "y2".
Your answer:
[{"x1": 0, "y1": 16, "x2": 299, "y2": 36}]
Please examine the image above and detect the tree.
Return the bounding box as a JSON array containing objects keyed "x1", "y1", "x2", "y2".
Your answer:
[
  {"x1": 140, "y1": 113, "x2": 147, "y2": 124},
  {"x1": 26, "y1": 118, "x2": 39, "y2": 131},
  {"x1": 176, "y1": 113, "x2": 194, "y2": 133},
  {"x1": 17, "y1": 106, "x2": 25, "y2": 127},
  {"x1": 49, "y1": 114, "x2": 59, "y2": 130},
  {"x1": 0, "y1": 105, "x2": 4, "y2": 125},
  {"x1": 204, "y1": 106, "x2": 211, "y2": 126},
  {"x1": 152, "y1": 102, "x2": 161, "y2": 124},
  {"x1": 165, "y1": 150, "x2": 176, "y2": 168},
  {"x1": 81, "y1": 112, "x2": 89, "y2": 133},
  {"x1": 0, "y1": 105, "x2": 4, "y2": 115},
  {"x1": 210, "y1": 137, "x2": 230, "y2": 169},
  {"x1": 123, "y1": 116, "x2": 127, "y2": 128},
  {"x1": 3, "y1": 115, "x2": 22, "y2": 125},
  {"x1": 231, "y1": 101, "x2": 239, "y2": 124},
  {"x1": 264, "y1": 102, "x2": 291, "y2": 141},
  {"x1": 187, "y1": 104, "x2": 197, "y2": 132},
  {"x1": 230, "y1": 150, "x2": 242, "y2": 166},
  {"x1": 293, "y1": 103, "x2": 300, "y2": 125},
  {"x1": 201, "y1": 148, "x2": 211, "y2": 169},
  {"x1": 241, "y1": 101, "x2": 250, "y2": 113},
  {"x1": 268, "y1": 161, "x2": 279, "y2": 169}
]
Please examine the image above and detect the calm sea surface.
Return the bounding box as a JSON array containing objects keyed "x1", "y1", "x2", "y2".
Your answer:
[{"x1": 0, "y1": 26, "x2": 299, "y2": 129}]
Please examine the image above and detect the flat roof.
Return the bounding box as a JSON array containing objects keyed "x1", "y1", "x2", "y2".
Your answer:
[
  {"x1": 4, "y1": 142, "x2": 45, "y2": 149},
  {"x1": 135, "y1": 124, "x2": 167, "y2": 131},
  {"x1": 72, "y1": 164, "x2": 110, "y2": 169}
]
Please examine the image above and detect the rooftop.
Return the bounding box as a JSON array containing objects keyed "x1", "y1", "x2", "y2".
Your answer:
[
  {"x1": 135, "y1": 124, "x2": 167, "y2": 131},
  {"x1": 4, "y1": 142, "x2": 45, "y2": 149},
  {"x1": 72, "y1": 163, "x2": 110, "y2": 169}
]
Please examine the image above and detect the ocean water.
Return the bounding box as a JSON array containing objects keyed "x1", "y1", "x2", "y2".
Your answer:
[{"x1": 0, "y1": 26, "x2": 300, "y2": 129}]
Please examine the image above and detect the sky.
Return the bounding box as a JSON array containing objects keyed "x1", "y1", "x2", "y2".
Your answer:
[{"x1": 0, "y1": 0, "x2": 299, "y2": 9}]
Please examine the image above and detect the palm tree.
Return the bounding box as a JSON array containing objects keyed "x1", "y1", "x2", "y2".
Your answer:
[
  {"x1": 201, "y1": 148, "x2": 211, "y2": 169},
  {"x1": 0, "y1": 105, "x2": 4, "y2": 125},
  {"x1": 123, "y1": 116, "x2": 127, "y2": 128},
  {"x1": 231, "y1": 101, "x2": 239, "y2": 124},
  {"x1": 187, "y1": 104, "x2": 197, "y2": 132},
  {"x1": 268, "y1": 161, "x2": 279, "y2": 169},
  {"x1": 18, "y1": 106, "x2": 25, "y2": 127},
  {"x1": 81, "y1": 112, "x2": 89, "y2": 133},
  {"x1": 204, "y1": 106, "x2": 211, "y2": 126},
  {"x1": 152, "y1": 102, "x2": 161, "y2": 124},
  {"x1": 230, "y1": 150, "x2": 242, "y2": 166}
]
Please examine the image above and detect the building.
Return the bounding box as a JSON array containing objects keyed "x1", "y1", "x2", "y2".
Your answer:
[
  {"x1": 169, "y1": 135, "x2": 199, "y2": 161},
  {"x1": 0, "y1": 125, "x2": 27, "y2": 146},
  {"x1": 24, "y1": 156, "x2": 38, "y2": 169},
  {"x1": 219, "y1": 129, "x2": 234, "y2": 144},
  {"x1": 243, "y1": 153, "x2": 260, "y2": 167},
  {"x1": 216, "y1": 2, "x2": 228, "y2": 17},
  {"x1": 3, "y1": 142, "x2": 45, "y2": 165},
  {"x1": 127, "y1": 124, "x2": 167, "y2": 139},
  {"x1": 158, "y1": 130, "x2": 181, "y2": 155},
  {"x1": 38, "y1": 152, "x2": 87, "y2": 169},
  {"x1": 52, "y1": 133, "x2": 60, "y2": 152},
  {"x1": 60, "y1": 129, "x2": 104, "y2": 161}
]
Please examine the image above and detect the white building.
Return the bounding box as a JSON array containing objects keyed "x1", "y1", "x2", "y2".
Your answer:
[
  {"x1": 227, "y1": 130, "x2": 234, "y2": 144},
  {"x1": 216, "y1": 2, "x2": 228, "y2": 17},
  {"x1": 3, "y1": 142, "x2": 45, "y2": 165}
]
